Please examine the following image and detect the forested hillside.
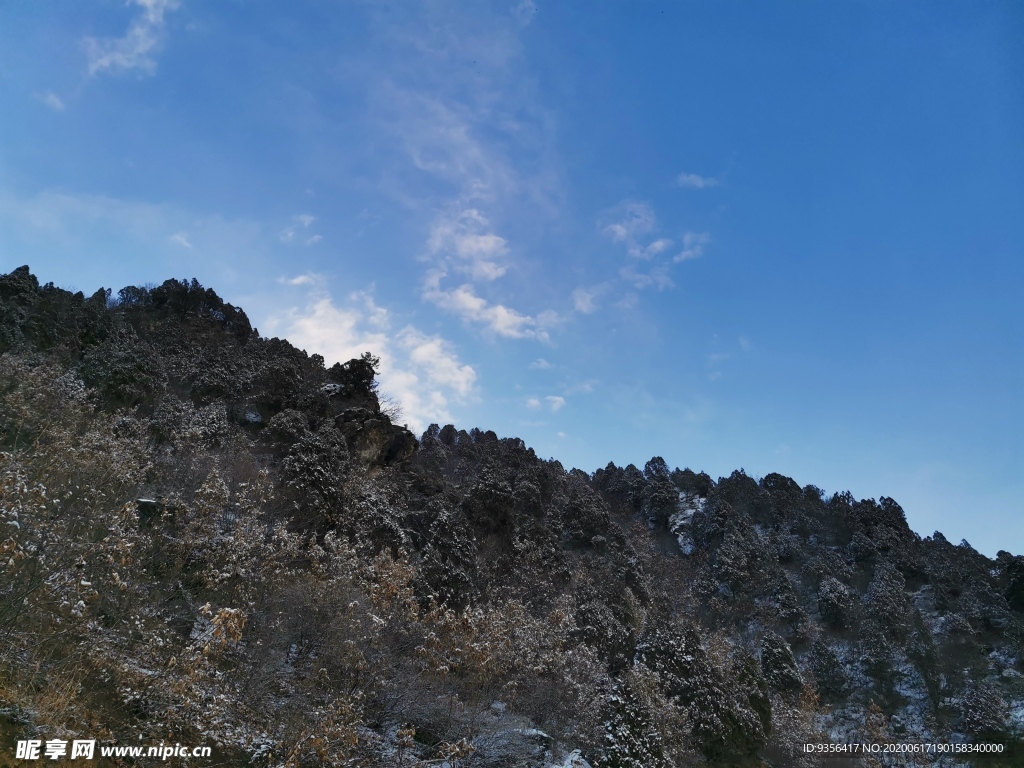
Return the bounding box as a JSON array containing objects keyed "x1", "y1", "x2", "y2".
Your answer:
[{"x1": 1, "y1": 265, "x2": 1022, "y2": 767}]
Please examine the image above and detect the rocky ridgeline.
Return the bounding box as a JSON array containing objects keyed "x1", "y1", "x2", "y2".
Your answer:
[{"x1": 1, "y1": 265, "x2": 1022, "y2": 767}]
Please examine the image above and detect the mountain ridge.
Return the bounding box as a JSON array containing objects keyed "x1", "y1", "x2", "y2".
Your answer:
[{"x1": 1, "y1": 265, "x2": 1021, "y2": 767}]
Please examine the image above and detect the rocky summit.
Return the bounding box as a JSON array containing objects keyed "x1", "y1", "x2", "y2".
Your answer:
[{"x1": 1, "y1": 265, "x2": 1022, "y2": 767}]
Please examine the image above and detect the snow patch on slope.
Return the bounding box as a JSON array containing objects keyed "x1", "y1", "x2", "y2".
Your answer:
[{"x1": 669, "y1": 492, "x2": 705, "y2": 555}]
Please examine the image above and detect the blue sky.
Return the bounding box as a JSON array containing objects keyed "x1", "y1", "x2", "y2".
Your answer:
[{"x1": 1, "y1": 1, "x2": 1021, "y2": 556}]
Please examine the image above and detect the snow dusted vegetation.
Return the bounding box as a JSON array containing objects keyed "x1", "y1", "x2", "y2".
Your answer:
[
  {"x1": 669, "y1": 493, "x2": 705, "y2": 556},
  {"x1": 2, "y1": 266, "x2": 1023, "y2": 766}
]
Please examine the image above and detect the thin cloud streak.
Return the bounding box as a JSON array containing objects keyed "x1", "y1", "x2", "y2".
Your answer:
[
  {"x1": 169, "y1": 232, "x2": 192, "y2": 249},
  {"x1": 280, "y1": 214, "x2": 316, "y2": 244},
  {"x1": 423, "y1": 275, "x2": 556, "y2": 341},
  {"x1": 545, "y1": 395, "x2": 566, "y2": 412},
  {"x1": 675, "y1": 171, "x2": 720, "y2": 188},
  {"x1": 84, "y1": 0, "x2": 181, "y2": 77},
  {"x1": 357, "y1": 6, "x2": 560, "y2": 344},
  {"x1": 675, "y1": 231, "x2": 710, "y2": 262},
  {"x1": 35, "y1": 92, "x2": 65, "y2": 111}
]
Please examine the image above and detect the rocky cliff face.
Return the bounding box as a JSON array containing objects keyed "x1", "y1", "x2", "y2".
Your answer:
[{"x1": 1, "y1": 265, "x2": 1022, "y2": 767}]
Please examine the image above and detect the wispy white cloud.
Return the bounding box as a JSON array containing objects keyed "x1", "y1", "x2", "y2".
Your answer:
[
  {"x1": 644, "y1": 238, "x2": 673, "y2": 257},
  {"x1": 545, "y1": 395, "x2": 566, "y2": 412},
  {"x1": 601, "y1": 201, "x2": 657, "y2": 258},
  {"x1": 529, "y1": 358, "x2": 552, "y2": 370},
  {"x1": 278, "y1": 273, "x2": 320, "y2": 287},
  {"x1": 0, "y1": 189, "x2": 163, "y2": 235},
  {"x1": 614, "y1": 292, "x2": 637, "y2": 310},
  {"x1": 428, "y1": 208, "x2": 509, "y2": 281},
  {"x1": 565, "y1": 380, "x2": 594, "y2": 394},
  {"x1": 599, "y1": 200, "x2": 710, "y2": 296},
  {"x1": 675, "y1": 171, "x2": 720, "y2": 189},
  {"x1": 84, "y1": 0, "x2": 180, "y2": 77},
  {"x1": 169, "y1": 231, "x2": 192, "y2": 249},
  {"x1": 571, "y1": 285, "x2": 605, "y2": 314},
  {"x1": 424, "y1": 273, "x2": 556, "y2": 341},
  {"x1": 602, "y1": 202, "x2": 681, "y2": 262},
  {"x1": 305, "y1": 234, "x2": 323, "y2": 246},
  {"x1": 396, "y1": 326, "x2": 477, "y2": 397},
  {"x1": 266, "y1": 288, "x2": 389, "y2": 365},
  {"x1": 356, "y1": 7, "x2": 561, "y2": 346},
  {"x1": 526, "y1": 394, "x2": 564, "y2": 412},
  {"x1": 675, "y1": 231, "x2": 710, "y2": 262},
  {"x1": 420, "y1": 205, "x2": 552, "y2": 332},
  {"x1": 265, "y1": 281, "x2": 477, "y2": 432},
  {"x1": 511, "y1": 0, "x2": 538, "y2": 28},
  {"x1": 620, "y1": 263, "x2": 674, "y2": 291},
  {"x1": 34, "y1": 91, "x2": 65, "y2": 111},
  {"x1": 280, "y1": 214, "x2": 317, "y2": 243},
  {"x1": 381, "y1": 90, "x2": 516, "y2": 199},
  {"x1": 0, "y1": 189, "x2": 266, "y2": 284},
  {"x1": 707, "y1": 336, "x2": 750, "y2": 382},
  {"x1": 519, "y1": 419, "x2": 548, "y2": 428}
]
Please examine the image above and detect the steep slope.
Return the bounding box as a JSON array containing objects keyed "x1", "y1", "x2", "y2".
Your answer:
[{"x1": 1, "y1": 266, "x2": 1021, "y2": 767}]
